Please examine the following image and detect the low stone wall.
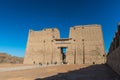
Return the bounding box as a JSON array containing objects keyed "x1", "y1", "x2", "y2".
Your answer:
[{"x1": 107, "y1": 46, "x2": 120, "y2": 75}]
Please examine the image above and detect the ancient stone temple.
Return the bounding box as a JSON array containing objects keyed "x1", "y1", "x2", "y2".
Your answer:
[{"x1": 24, "y1": 24, "x2": 106, "y2": 65}]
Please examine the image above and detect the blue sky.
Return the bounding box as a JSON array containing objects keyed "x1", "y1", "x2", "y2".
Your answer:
[{"x1": 0, "y1": 0, "x2": 120, "y2": 57}]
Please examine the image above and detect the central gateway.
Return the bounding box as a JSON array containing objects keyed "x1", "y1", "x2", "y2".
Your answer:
[
  {"x1": 55, "y1": 38, "x2": 70, "y2": 64},
  {"x1": 24, "y1": 25, "x2": 106, "y2": 65}
]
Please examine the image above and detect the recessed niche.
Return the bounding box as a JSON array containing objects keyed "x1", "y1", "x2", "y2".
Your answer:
[
  {"x1": 43, "y1": 40, "x2": 46, "y2": 43},
  {"x1": 52, "y1": 29, "x2": 54, "y2": 31},
  {"x1": 52, "y1": 36, "x2": 55, "y2": 38},
  {"x1": 51, "y1": 40, "x2": 54, "y2": 42},
  {"x1": 73, "y1": 27, "x2": 76, "y2": 30}
]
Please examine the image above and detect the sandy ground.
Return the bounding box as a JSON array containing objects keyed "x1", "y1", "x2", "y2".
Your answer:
[
  {"x1": 0, "y1": 64, "x2": 33, "y2": 68},
  {"x1": 0, "y1": 64, "x2": 119, "y2": 80}
]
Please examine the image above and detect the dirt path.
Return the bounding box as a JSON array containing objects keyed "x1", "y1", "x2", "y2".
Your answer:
[
  {"x1": 0, "y1": 64, "x2": 119, "y2": 80},
  {"x1": 0, "y1": 64, "x2": 58, "y2": 72}
]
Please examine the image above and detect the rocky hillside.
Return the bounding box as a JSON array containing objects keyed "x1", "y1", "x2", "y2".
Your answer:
[{"x1": 0, "y1": 53, "x2": 23, "y2": 64}]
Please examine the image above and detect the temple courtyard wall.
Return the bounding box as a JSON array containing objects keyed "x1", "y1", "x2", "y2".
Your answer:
[
  {"x1": 107, "y1": 23, "x2": 120, "y2": 75},
  {"x1": 107, "y1": 47, "x2": 120, "y2": 75}
]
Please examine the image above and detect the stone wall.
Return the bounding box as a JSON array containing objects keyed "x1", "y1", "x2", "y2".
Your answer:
[
  {"x1": 69, "y1": 25, "x2": 105, "y2": 64},
  {"x1": 107, "y1": 23, "x2": 120, "y2": 75},
  {"x1": 107, "y1": 47, "x2": 120, "y2": 75},
  {"x1": 24, "y1": 28, "x2": 61, "y2": 64}
]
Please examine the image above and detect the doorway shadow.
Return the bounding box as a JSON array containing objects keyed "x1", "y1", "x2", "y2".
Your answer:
[{"x1": 35, "y1": 64, "x2": 120, "y2": 80}]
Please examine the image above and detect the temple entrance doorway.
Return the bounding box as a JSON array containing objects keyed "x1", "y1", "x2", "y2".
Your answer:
[{"x1": 60, "y1": 47, "x2": 67, "y2": 64}]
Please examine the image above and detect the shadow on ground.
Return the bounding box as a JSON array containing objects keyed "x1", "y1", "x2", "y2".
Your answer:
[{"x1": 35, "y1": 64, "x2": 120, "y2": 80}]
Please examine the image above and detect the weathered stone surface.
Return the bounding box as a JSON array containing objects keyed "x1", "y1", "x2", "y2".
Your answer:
[
  {"x1": 24, "y1": 25, "x2": 106, "y2": 65},
  {"x1": 107, "y1": 23, "x2": 120, "y2": 75},
  {"x1": 107, "y1": 47, "x2": 120, "y2": 75}
]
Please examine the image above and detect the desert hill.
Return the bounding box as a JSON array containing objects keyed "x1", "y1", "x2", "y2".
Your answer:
[{"x1": 0, "y1": 53, "x2": 23, "y2": 64}]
